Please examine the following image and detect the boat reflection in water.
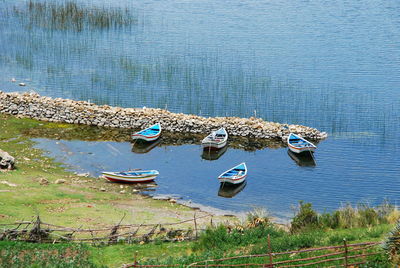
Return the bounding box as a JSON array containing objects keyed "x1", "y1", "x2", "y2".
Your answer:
[
  {"x1": 131, "y1": 139, "x2": 161, "y2": 154},
  {"x1": 201, "y1": 145, "x2": 228, "y2": 161},
  {"x1": 218, "y1": 181, "x2": 247, "y2": 198},
  {"x1": 287, "y1": 150, "x2": 316, "y2": 167}
]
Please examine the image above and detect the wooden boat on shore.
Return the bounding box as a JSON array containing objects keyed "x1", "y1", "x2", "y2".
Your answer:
[
  {"x1": 132, "y1": 123, "x2": 161, "y2": 142},
  {"x1": 102, "y1": 170, "x2": 159, "y2": 183},
  {"x1": 287, "y1": 133, "x2": 317, "y2": 154},
  {"x1": 202, "y1": 127, "x2": 228, "y2": 150},
  {"x1": 218, "y1": 162, "x2": 247, "y2": 184},
  {"x1": 218, "y1": 181, "x2": 247, "y2": 198}
]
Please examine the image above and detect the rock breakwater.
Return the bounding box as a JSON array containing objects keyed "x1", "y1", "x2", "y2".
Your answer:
[{"x1": 0, "y1": 91, "x2": 327, "y2": 141}]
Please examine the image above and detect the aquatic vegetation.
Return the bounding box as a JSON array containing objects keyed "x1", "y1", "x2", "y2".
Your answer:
[{"x1": 13, "y1": 0, "x2": 137, "y2": 32}]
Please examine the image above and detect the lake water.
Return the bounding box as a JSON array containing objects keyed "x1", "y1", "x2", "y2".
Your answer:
[{"x1": 1, "y1": 0, "x2": 399, "y2": 220}]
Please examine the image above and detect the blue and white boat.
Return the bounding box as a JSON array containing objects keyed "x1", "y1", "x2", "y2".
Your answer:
[
  {"x1": 218, "y1": 163, "x2": 247, "y2": 184},
  {"x1": 202, "y1": 127, "x2": 228, "y2": 150},
  {"x1": 132, "y1": 123, "x2": 161, "y2": 142},
  {"x1": 287, "y1": 133, "x2": 317, "y2": 154},
  {"x1": 102, "y1": 170, "x2": 159, "y2": 183}
]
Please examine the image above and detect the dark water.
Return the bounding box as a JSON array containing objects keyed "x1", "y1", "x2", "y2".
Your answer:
[{"x1": 1, "y1": 0, "x2": 400, "y2": 219}]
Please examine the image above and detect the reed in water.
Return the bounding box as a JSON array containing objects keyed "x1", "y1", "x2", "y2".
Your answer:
[{"x1": 13, "y1": 0, "x2": 137, "y2": 31}]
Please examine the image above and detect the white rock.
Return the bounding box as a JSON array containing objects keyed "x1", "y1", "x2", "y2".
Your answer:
[{"x1": 55, "y1": 179, "x2": 66, "y2": 184}]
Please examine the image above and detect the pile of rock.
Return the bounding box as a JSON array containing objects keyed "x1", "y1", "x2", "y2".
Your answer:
[
  {"x1": 0, "y1": 91, "x2": 328, "y2": 141},
  {"x1": 0, "y1": 149, "x2": 15, "y2": 170}
]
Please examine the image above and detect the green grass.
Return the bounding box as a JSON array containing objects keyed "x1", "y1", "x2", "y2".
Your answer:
[
  {"x1": 0, "y1": 222, "x2": 392, "y2": 268},
  {"x1": 0, "y1": 241, "x2": 102, "y2": 268}
]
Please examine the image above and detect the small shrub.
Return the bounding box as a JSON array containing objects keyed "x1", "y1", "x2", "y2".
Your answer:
[
  {"x1": 387, "y1": 209, "x2": 400, "y2": 224},
  {"x1": 246, "y1": 207, "x2": 270, "y2": 228},
  {"x1": 338, "y1": 203, "x2": 358, "y2": 228},
  {"x1": 319, "y1": 210, "x2": 340, "y2": 229},
  {"x1": 358, "y1": 203, "x2": 379, "y2": 227},
  {"x1": 290, "y1": 201, "x2": 319, "y2": 233}
]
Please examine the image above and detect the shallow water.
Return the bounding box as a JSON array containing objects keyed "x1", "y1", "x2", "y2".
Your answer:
[
  {"x1": 1, "y1": 0, "x2": 400, "y2": 218},
  {"x1": 34, "y1": 135, "x2": 399, "y2": 221}
]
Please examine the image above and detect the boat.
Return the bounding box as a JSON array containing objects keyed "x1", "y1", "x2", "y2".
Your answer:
[
  {"x1": 287, "y1": 150, "x2": 316, "y2": 167},
  {"x1": 287, "y1": 133, "x2": 317, "y2": 154},
  {"x1": 202, "y1": 127, "x2": 228, "y2": 150},
  {"x1": 132, "y1": 123, "x2": 161, "y2": 142},
  {"x1": 218, "y1": 181, "x2": 247, "y2": 198},
  {"x1": 201, "y1": 145, "x2": 228, "y2": 161},
  {"x1": 131, "y1": 139, "x2": 161, "y2": 154},
  {"x1": 218, "y1": 162, "x2": 247, "y2": 184},
  {"x1": 102, "y1": 170, "x2": 159, "y2": 183}
]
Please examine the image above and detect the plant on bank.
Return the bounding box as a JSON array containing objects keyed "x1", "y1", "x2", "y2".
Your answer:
[{"x1": 290, "y1": 200, "x2": 400, "y2": 233}]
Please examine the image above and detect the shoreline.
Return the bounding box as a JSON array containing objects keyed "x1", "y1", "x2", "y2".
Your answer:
[
  {"x1": 0, "y1": 114, "x2": 234, "y2": 229},
  {"x1": 0, "y1": 91, "x2": 328, "y2": 141}
]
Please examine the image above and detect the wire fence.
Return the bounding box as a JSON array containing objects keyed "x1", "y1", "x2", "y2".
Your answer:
[
  {"x1": 0, "y1": 214, "x2": 212, "y2": 245},
  {"x1": 124, "y1": 238, "x2": 381, "y2": 267},
  {"x1": 0, "y1": 216, "x2": 384, "y2": 267}
]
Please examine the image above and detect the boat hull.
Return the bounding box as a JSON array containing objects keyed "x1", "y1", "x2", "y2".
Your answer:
[
  {"x1": 218, "y1": 162, "x2": 247, "y2": 185},
  {"x1": 288, "y1": 144, "x2": 316, "y2": 154},
  {"x1": 218, "y1": 174, "x2": 246, "y2": 184},
  {"x1": 132, "y1": 123, "x2": 162, "y2": 142},
  {"x1": 103, "y1": 175, "x2": 157, "y2": 183},
  {"x1": 132, "y1": 133, "x2": 160, "y2": 142},
  {"x1": 202, "y1": 140, "x2": 227, "y2": 150},
  {"x1": 202, "y1": 127, "x2": 228, "y2": 150},
  {"x1": 102, "y1": 171, "x2": 159, "y2": 183},
  {"x1": 287, "y1": 133, "x2": 317, "y2": 154}
]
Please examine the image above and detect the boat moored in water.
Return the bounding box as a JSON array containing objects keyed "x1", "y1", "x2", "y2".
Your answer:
[
  {"x1": 102, "y1": 170, "x2": 159, "y2": 183},
  {"x1": 287, "y1": 133, "x2": 317, "y2": 154},
  {"x1": 202, "y1": 127, "x2": 228, "y2": 150},
  {"x1": 218, "y1": 162, "x2": 247, "y2": 184},
  {"x1": 132, "y1": 123, "x2": 161, "y2": 142}
]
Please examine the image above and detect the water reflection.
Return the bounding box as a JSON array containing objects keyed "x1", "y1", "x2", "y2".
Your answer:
[
  {"x1": 287, "y1": 150, "x2": 316, "y2": 167},
  {"x1": 218, "y1": 181, "x2": 247, "y2": 198},
  {"x1": 1, "y1": 0, "x2": 398, "y2": 140},
  {"x1": 131, "y1": 139, "x2": 161, "y2": 154},
  {"x1": 201, "y1": 146, "x2": 228, "y2": 161}
]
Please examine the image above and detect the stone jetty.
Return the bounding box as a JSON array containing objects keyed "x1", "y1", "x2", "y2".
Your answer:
[{"x1": 0, "y1": 91, "x2": 327, "y2": 141}]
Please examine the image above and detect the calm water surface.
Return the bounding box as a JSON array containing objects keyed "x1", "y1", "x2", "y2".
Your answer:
[{"x1": 1, "y1": 0, "x2": 399, "y2": 218}]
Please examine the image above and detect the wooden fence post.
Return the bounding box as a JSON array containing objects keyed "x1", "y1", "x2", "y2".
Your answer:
[
  {"x1": 194, "y1": 213, "x2": 198, "y2": 239},
  {"x1": 267, "y1": 234, "x2": 273, "y2": 267},
  {"x1": 343, "y1": 238, "x2": 348, "y2": 267}
]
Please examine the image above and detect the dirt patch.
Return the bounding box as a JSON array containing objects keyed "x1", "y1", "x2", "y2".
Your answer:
[{"x1": 39, "y1": 198, "x2": 75, "y2": 205}]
